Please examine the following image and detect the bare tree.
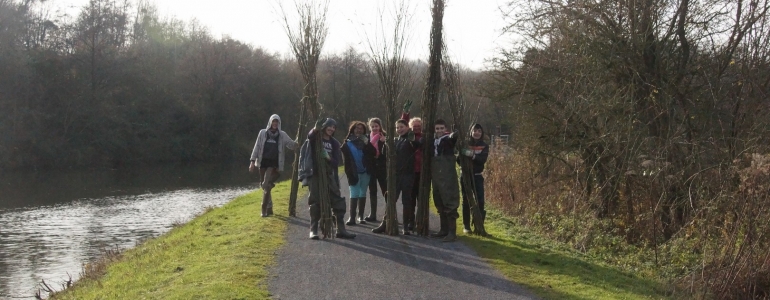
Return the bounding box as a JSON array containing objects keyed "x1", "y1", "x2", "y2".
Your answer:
[
  {"x1": 278, "y1": 0, "x2": 329, "y2": 219},
  {"x1": 365, "y1": 0, "x2": 414, "y2": 236}
]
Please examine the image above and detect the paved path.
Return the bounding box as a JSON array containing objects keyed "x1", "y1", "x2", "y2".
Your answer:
[{"x1": 268, "y1": 176, "x2": 538, "y2": 300}]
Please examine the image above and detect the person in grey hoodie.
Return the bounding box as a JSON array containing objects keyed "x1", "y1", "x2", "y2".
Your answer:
[{"x1": 250, "y1": 114, "x2": 298, "y2": 217}]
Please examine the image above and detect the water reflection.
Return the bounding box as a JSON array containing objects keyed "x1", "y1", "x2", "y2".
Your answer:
[{"x1": 0, "y1": 164, "x2": 259, "y2": 299}]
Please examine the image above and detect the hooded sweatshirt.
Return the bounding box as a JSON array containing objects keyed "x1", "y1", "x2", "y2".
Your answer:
[
  {"x1": 250, "y1": 114, "x2": 298, "y2": 172},
  {"x1": 466, "y1": 123, "x2": 489, "y2": 174}
]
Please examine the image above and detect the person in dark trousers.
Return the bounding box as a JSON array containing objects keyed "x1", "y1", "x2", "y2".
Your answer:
[
  {"x1": 429, "y1": 119, "x2": 460, "y2": 242},
  {"x1": 400, "y1": 110, "x2": 423, "y2": 232},
  {"x1": 365, "y1": 117, "x2": 387, "y2": 222},
  {"x1": 372, "y1": 119, "x2": 421, "y2": 235},
  {"x1": 249, "y1": 114, "x2": 298, "y2": 217},
  {"x1": 341, "y1": 121, "x2": 376, "y2": 225},
  {"x1": 302, "y1": 118, "x2": 356, "y2": 240},
  {"x1": 459, "y1": 123, "x2": 490, "y2": 233}
]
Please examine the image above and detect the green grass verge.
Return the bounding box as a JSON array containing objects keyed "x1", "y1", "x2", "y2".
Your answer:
[
  {"x1": 459, "y1": 210, "x2": 671, "y2": 300},
  {"x1": 54, "y1": 182, "x2": 299, "y2": 300}
]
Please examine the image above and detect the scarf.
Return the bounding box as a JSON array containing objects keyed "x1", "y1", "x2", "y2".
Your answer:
[
  {"x1": 267, "y1": 128, "x2": 280, "y2": 140},
  {"x1": 370, "y1": 131, "x2": 381, "y2": 156}
]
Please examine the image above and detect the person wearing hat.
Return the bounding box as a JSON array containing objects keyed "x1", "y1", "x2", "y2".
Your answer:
[
  {"x1": 459, "y1": 123, "x2": 490, "y2": 233},
  {"x1": 341, "y1": 121, "x2": 377, "y2": 225},
  {"x1": 249, "y1": 114, "x2": 298, "y2": 217},
  {"x1": 304, "y1": 118, "x2": 356, "y2": 239}
]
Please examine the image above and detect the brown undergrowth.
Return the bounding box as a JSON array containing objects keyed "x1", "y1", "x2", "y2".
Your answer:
[{"x1": 486, "y1": 144, "x2": 770, "y2": 299}]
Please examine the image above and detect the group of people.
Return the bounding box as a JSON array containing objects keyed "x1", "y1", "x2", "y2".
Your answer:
[{"x1": 249, "y1": 111, "x2": 489, "y2": 243}]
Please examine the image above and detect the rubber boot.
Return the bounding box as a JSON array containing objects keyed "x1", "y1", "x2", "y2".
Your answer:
[
  {"x1": 357, "y1": 198, "x2": 367, "y2": 224},
  {"x1": 309, "y1": 204, "x2": 320, "y2": 240},
  {"x1": 365, "y1": 195, "x2": 378, "y2": 222},
  {"x1": 335, "y1": 214, "x2": 356, "y2": 239},
  {"x1": 346, "y1": 198, "x2": 358, "y2": 225},
  {"x1": 430, "y1": 213, "x2": 448, "y2": 238},
  {"x1": 266, "y1": 192, "x2": 274, "y2": 216},
  {"x1": 261, "y1": 191, "x2": 268, "y2": 217},
  {"x1": 443, "y1": 217, "x2": 457, "y2": 242}
]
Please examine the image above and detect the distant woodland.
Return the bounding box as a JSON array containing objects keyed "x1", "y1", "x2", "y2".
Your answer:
[{"x1": 0, "y1": 0, "x2": 496, "y2": 171}]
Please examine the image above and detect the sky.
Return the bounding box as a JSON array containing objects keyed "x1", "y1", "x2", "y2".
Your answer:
[{"x1": 50, "y1": 0, "x2": 512, "y2": 70}]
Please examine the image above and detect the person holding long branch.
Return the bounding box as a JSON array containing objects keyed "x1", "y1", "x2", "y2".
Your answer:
[
  {"x1": 429, "y1": 119, "x2": 460, "y2": 242},
  {"x1": 372, "y1": 119, "x2": 421, "y2": 235},
  {"x1": 300, "y1": 118, "x2": 356, "y2": 240},
  {"x1": 459, "y1": 123, "x2": 489, "y2": 233},
  {"x1": 400, "y1": 100, "x2": 423, "y2": 232}
]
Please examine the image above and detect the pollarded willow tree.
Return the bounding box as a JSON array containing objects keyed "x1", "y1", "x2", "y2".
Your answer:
[
  {"x1": 415, "y1": 0, "x2": 444, "y2": 237},
  {"x1": 365, "y1": 0, "x2": 414, "y2": 236},
  {"x1": 278, "y1": 0, "x2": 328, "y2": 219}
]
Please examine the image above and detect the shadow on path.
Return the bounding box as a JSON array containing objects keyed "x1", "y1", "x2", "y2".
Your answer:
[{"x1": 268, "y1": 176, "x2": 538, "y2": 300}]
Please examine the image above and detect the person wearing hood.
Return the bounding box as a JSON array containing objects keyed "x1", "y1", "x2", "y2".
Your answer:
[
  {"x1": 250, "y1": 114, "x2": 298, "y2": 217},
  {"x1": 459, "y1": 123, "x2": 490, "y2": 233},
  {"x1": 304, "y1": 118, "x2": 356, "y2": 240},
  {"x1": 341, "y1": 121, "x2": 377, "y2": 225}
]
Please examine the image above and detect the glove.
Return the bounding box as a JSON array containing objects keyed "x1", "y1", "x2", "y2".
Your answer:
[
  {"x1": 321, "y1": 149, "x2": 331, "y2": 161},
  {"x1": 462, "y1": 148, "x2": 474, "y2": 157},
  {"x1": 407, "y1": 130, "x2": 415, "y2": 142},
  {"x1": 403, "y1": 99, "x2": 413, "y2": 112},
  {"x1": 315, "y1": 118, "x2": 325, "y2": 129}
]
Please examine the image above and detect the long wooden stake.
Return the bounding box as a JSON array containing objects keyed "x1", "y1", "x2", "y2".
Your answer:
[{"x1": 416, "y1": 0, "x2": 444, "y2": 236}]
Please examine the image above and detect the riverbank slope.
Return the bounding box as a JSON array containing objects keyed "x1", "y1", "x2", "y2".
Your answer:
[{"x1": 53, "y1": 183, "x2": 294, "y2": 299}]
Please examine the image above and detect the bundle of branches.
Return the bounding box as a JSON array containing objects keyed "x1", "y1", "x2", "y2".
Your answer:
[
  {"x1": 443, "y1": 58, "x2": 487, "y2": 236},
  {"x1": 278, "y1": 0, "x2": 329, "y2": 217},
  {"x1": 415, "y1": 0, "x2": 445, "y2": 236},
  {"x1": 366, "y1": 1, "x2": 414, "y2": 235}
]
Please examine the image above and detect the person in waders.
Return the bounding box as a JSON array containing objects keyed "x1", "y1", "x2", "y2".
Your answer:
[
  {"x1": 459, "y1": 123, "x2": 489, "y2": 233},
  {"x1": 429, "y1": 119, "x2": 460, "y2": 242},
  {"x1": 365, "y1": 118, "x2": 387, "y2": 222},
  {"x1": 303, "y1": 118, "x2": 356, "y2": 240},
  {"x1": 249, "y1": 114, "x2": 298, "y2": 217},
  {"x1": 372, "y1": 119, "x2": 422, "y2": 235},
  {"x1": 341, "y1": 121, "x2": 377, "y2": 225}
]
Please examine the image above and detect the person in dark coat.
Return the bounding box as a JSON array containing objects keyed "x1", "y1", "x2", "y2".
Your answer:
[
  {"x1": 341, "y1": 121, "x2": 377, "y2": 225},
  {"x1": 305, "y1": 118, "x2": 356, "y2": 240},
  {"x1": 365, "y1": 118, "x2": 387, "y2": 222},
  {"x1": 372, "y1": 119, "x2": 421, "y2": 235},
  {"x1": 459, "y1": 123, "x2": 490, "y2": 233}
]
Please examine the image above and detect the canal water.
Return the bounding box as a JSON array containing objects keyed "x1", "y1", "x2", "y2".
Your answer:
[{"x1": 0, "y1": 163, "x2": 262, "y2": 299}]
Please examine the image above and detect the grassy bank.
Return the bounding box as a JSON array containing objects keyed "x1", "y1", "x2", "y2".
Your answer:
[
  {"x1": 459, "y1": 210, "x2": 670, "y2": 300},
  {"x1": 54, "y1": 182, "x2": 297, "y2": 300}
]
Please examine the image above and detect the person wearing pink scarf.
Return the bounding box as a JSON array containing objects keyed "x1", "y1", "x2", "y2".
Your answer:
[{"x1": 365, "y1": 118, "x2": 387, "y2": 222}]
